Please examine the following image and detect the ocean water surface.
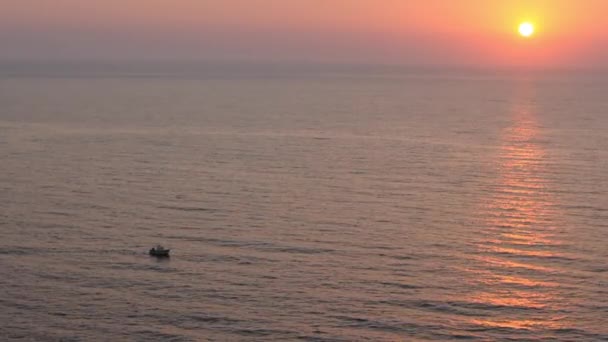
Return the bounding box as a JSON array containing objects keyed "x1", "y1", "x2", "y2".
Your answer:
[{"x1": 1, "y1": 65, "x2": 607, "y2": 341}]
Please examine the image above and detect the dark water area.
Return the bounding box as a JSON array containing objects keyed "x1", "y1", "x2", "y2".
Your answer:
[{"x1": 1, "y1": 65, "x2": 607, "y2": 341}]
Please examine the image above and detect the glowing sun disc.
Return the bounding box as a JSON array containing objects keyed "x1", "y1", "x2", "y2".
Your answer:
[{"x1": 519, "y1": 22, "x2": 535, "y2": 37}]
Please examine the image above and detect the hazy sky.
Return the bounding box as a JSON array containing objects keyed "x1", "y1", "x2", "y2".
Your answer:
[{"x1": 2, "y1": 0, "x2": 608, "y2": 67}]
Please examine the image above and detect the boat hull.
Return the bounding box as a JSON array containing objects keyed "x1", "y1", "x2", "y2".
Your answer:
[{"x1": 149, "y1": 249, "x2": 170, "y2": 257}]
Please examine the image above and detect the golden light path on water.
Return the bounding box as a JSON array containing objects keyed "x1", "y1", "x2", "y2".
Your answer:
[{"x1": 467, "y1": 91, "x2": 570, "y2": 331}]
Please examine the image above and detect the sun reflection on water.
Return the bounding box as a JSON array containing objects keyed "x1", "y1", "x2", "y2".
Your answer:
[{"x1": 467, "y1": 100, "x2": 569, "y2": 331}]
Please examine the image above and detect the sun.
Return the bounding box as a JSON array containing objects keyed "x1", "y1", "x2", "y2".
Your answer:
[{"x1": 518, "y1": 22, "x2": 535, "y2": 38}]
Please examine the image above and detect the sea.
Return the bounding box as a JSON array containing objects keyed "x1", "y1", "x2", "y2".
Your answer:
[{"x1": 1, "y1": 62, "x2": 607, "y2": 341}]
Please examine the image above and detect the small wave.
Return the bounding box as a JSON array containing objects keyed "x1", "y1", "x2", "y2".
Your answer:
[
  {"x1": 181, "y1": 313, "x2": 242, "y2": 325},
  {"x1": 157, "y1": 205, "x2": 221, "y2": 213},
  {"x1": 330, "y1": 314, "x2": 457, "y2": 338},
  {"x1": 233, "y1": 328, "x2": 296, "y2": 338},
  {"x1": 35, "y1": 210, "x2": 76, "y2": 217},
  {"x1": 0, "y1": 247, "x2": 39, "y2": 255},
  {"x1": 390, "y1": 255, "x2": 417, "y2": 260},
  {"x1": 296, "y1": 335, "x2": 346, "y2": 342},
  {"x1": 466, "y1": 320, "x2": 605, "y2": 341},
  {"x1": 260, "y1": 246, "x2": 334, "y2": 254},
  {"x1": 482, "y1": 246, "x2": 576, "y2": 261},
  {"x1": 108, "y1": 262, "x2": 178, "y2": 273},
  {"x1": 396, "y1": 298, "x2": 551, "y2": 316},
  {"x1": 379, "y1": 281, "x2": 421, "y2": 290},
  {"x1": 131, "y1": 329, "x2": 192, "y2": 342},
  {"x1": 588, "y1": 267, "x2": 608, "y2": 273}
]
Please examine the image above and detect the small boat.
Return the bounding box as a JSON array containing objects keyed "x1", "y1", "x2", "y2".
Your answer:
[{"x1": 149, "y1": 245, "x2": 170, "y2": 257}]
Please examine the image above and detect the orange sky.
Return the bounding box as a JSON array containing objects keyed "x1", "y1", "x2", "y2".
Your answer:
[{"x1": 1, "y1": 0, "x2": 607, "y2": 67}]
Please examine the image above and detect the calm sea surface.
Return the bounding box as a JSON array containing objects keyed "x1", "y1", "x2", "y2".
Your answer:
[{"x1": 1, "y1": 65, "x2": 607, "y2": 341}]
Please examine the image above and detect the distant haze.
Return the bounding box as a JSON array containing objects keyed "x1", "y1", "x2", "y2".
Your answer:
[{"x1": 2, "y1": 0, "x2": 608, "y2": 68}]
